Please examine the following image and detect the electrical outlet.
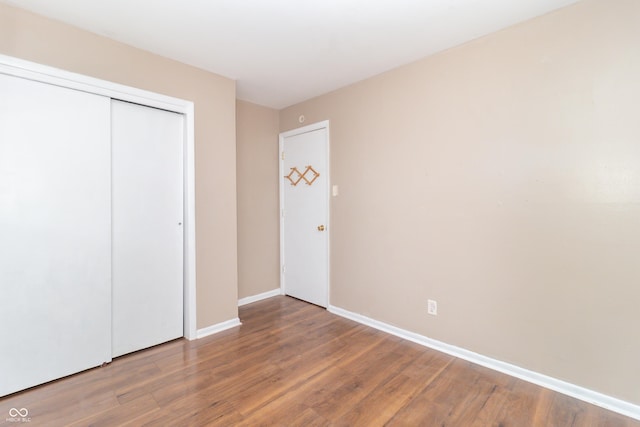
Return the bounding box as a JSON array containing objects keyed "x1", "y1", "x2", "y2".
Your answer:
[{"x1": 427, "y1": 299, "x2": 438, "y2": 316}]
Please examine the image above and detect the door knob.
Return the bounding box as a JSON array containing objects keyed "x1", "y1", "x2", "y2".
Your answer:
[{"x1": 317, "y1": 225, "x2": 325, "y2": 231}]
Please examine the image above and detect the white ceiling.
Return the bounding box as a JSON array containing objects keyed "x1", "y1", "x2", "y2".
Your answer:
[{"x1": 3, "y1": 0, "x2": 580, "y2": 109}]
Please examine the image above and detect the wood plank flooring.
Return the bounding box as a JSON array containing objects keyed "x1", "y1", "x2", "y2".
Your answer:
[{"x1": 1, "y1": 296, "x2": 638, "y2": 426}]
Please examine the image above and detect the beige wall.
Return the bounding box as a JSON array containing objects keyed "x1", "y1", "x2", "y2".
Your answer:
[
  {"x1": 236, "y1": 101, "x2": 280, "y2": 299},
  {"x1": 0, "y1": 3, "x2": 238, "y2": 329},
  {"x1": 281, "y1": 0, "x2": 640, "y2": 404}
]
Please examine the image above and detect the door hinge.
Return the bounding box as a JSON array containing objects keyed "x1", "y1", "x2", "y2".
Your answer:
[
  {"x1": 281, "y1": 151, "x2": 285, "y2": 160},
  {"x1": 282, "y1": 265, "x2": 285, "y2": 273}
]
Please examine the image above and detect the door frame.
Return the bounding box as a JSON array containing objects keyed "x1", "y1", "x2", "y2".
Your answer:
[
  {"x1": 279, "y1": 120, "x2": 331, "y2": 306},
  {"x1": 0, "y1": 54, "x2": 198, "y2": 340}
]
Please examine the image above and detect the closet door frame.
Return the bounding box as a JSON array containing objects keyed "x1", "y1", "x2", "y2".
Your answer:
[{"x1": 0, "y1": 53, "x2": 198, "y2": 340}]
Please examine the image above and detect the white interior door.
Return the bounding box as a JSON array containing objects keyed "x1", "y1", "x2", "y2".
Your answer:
[
  {"x1": 111, "y1": 100, "x2": 184, "y2": 358},
  {"x1": 0, "y1": 74, "x2": 112, "y2": 396},
  {"x1": 280, "y1": 122, "x2": 329, "y2": 307}
]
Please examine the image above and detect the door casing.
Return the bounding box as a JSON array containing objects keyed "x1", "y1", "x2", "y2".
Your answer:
[
  {"x1": 0, "y1": 53, "x2": 198, "y2": 340},
  {"x1": 279, "y1": 120, "x2": 331, "y2": 307}
]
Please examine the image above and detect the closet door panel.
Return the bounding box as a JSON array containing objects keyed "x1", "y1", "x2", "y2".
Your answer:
[
  {"x1": 111, "y1": 100, "x2": 184, "y2": 358},
  {"x1": 0, "y1": 74, "x2": 112, "y2": 396}
]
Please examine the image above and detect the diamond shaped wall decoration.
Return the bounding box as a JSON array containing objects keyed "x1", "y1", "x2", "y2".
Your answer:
[{"x1": 285, "y1": 165, "x2": 320, "y2": 187}]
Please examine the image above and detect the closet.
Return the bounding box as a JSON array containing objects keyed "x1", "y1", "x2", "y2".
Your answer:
[{"x1": 0, "y1": 70, "x2": 185, "y2": 396}]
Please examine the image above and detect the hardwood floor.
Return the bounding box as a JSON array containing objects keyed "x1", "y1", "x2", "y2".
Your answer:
[{"x1": 1, "y1": 296, "x2": 638, "y2": 426}]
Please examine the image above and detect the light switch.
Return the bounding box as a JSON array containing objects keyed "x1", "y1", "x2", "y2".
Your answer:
[{"x1": 332, "y1": 185, "x2": 339, "y2": 197}]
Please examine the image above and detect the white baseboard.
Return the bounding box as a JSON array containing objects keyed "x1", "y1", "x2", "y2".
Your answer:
[
  {"x1": 327, "y1": 305, "x2": 640, "y2": 421},
  {"x1": 238, "y1": 288, "x2": 282, "y2": 307},
  {"x1": 195, "y1": 317, "x2": 241, "y2": 339}
]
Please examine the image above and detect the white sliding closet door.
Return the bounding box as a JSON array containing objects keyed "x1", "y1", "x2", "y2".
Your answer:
[
  {"x1": 0, "y1": 74, "x2": 112, "y2": 396},
  {"x1": 111, "y1": 100, "x2": 184, "y2": 358}
]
